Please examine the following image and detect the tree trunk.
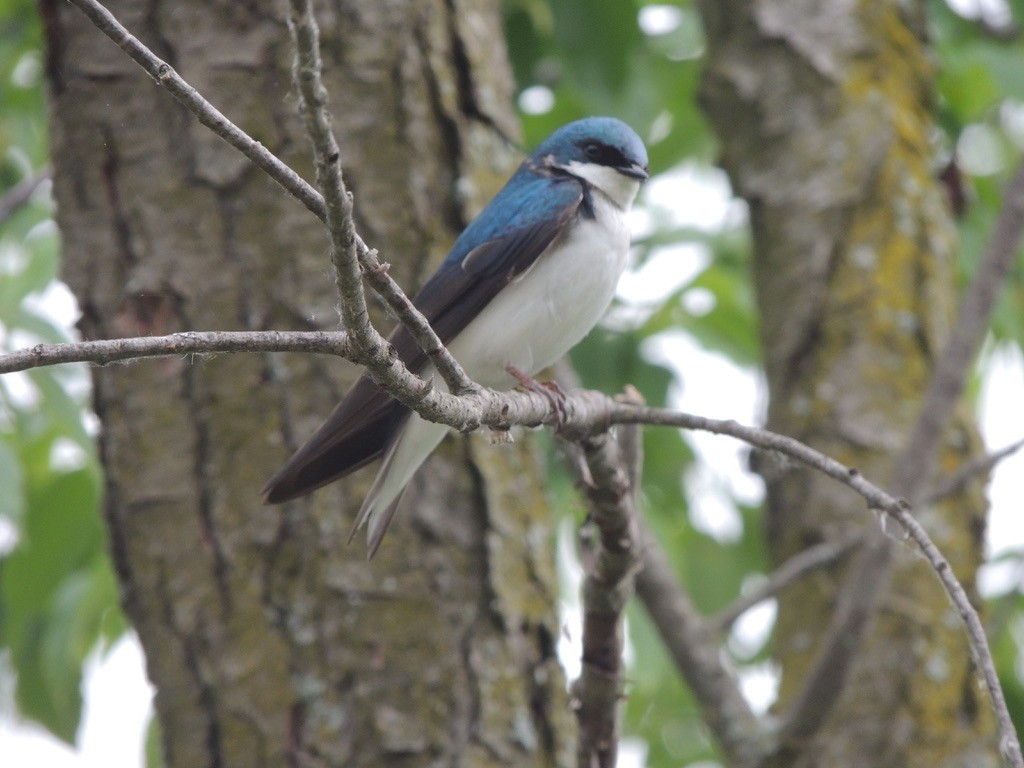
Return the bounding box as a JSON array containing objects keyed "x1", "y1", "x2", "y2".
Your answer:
[
  {"x1": 697, "y1": 2, "x2": 998, "y2": 766},
  {"x1": 45, "y1": 0, "x2": 573, "y2": 765}
]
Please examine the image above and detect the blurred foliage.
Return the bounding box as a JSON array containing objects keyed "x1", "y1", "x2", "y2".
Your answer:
[
  {"x1": 2, "y1": 0, "x2": 1024, "y2": 765},
  {"x1": 0, "y1": 0, "x2": 126, "y2": 748},
  {"x1": 926, "y1": 0, "x2": 1024, "y2": 738}
]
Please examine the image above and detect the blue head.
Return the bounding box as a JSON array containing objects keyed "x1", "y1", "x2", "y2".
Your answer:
[{"x1": 530, "y1": 117, "x2": 649, "y2": 183}]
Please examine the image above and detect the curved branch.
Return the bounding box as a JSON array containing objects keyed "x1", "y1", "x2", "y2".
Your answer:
[
  {"x1": 0, "y1": 332, "x2": 1018, "y2": 765},
  {"x1": 710, "y1": 534, "x2": 863, "y2": 634},
  {"x1": 772, "y1": 158, "x2": 1024, "y2": 762}
]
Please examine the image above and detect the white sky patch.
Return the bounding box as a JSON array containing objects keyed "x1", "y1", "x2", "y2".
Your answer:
[
  {"x1": 638, "y1": 5, "x2": 684, "y2": 36},
  {"x1": 738, "y1": 661, "x2": 780, "y2": 716},
  {"x1": 1, "y1": 370, "x2": 40, "y2": 410},
  {"x1": 22, "y1": 279, "x2": 80, "y2": 333},
  {"x1": 617, "y1": 242, "x2": 709, "y2": 306},
  {"x1": 644, "y1": 330, "x2": 765, "y2": 499},
  {"x1": 0, "y1": 518, "x2": 19, "y2": 556},
  {"x1": 49, "y1": 437, "x2": 88, "y2": 473},
  {"x1": 11, "y1": 51, "x2": 42, "y2": 89},
  {"x1": 978, "y1": 343, "x2": 1024, "y2": 596},
  {"x1": 728, "y1": 600, "x2": 776, "y2": 660},
  {"x1": 0, "y1": 635, "x2": 153, "y2": 768},
  {"x1": 945, "y1": 0, "x2": 1012, "y2": 25},
  {"x1": 642, "y1": 163, "x2": 741, "y2": 230},
  {"x1": 958, "y1": 123, "x2": 1007, "y2": 176},
  {"x1": 517, "y1": 85, "x2": 555, "y2": 116}
]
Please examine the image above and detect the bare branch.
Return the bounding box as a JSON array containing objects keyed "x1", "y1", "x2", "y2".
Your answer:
[
  {"x1": 571, "y1": 391, "x2": 645, "y2": 768},
  {"x1": 0, "y1": 331, "x2": 350, "y2": 374},
  {"x1": 894, "y1": 158, "x2": 1024, "y2": 501},
  {"x1": 614, "y1": 406, "x2": 1023, "y2": 768},
  {"x1": 0, "y1": 166, "x2": 50, "y2": 226},
  {"x1": 635, "y1": 521, "x2": 768, "y2": 767},
  {"x1": 924, "y1": 436, "x2": 1024, "y2": 505},
  {"x1": 285, "y1": 0, "x2": 374, "y2": 359},
  {"x1": 773, "y1": 531, "x2": 891, "y2": 753},
  {"x1": 40, "y1": 4, "x2": 1024, "y2": 765},
  {"x1": 1, "y1": 324, "x2": 1017, "y2": 764},
  {"x1": 710, "y1": 534, "x2": 863, "y2": 634}
]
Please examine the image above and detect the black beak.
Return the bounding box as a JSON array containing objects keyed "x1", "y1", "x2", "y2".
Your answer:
[{"x1": 618, "y1": 160, "x2": 649, "y2": 180}]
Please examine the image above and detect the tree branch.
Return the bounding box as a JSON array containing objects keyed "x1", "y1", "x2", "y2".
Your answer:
[
  {"x1": 284, "y1": 0, "x2": 376, "y2": 361},
  {"x1": 41, "y1": 3, "x2": 1024, "y2": 765},
  {"x1": 0, "y1": 331, "x2": 350, "y2": 374},
  {"x1": 710, "y1": 534, "x2": 863, "y2": 634},
  {"x1": 0, "y1": 166, "x2": 50, "y2": 226},
  {"x1": 893, "y1": 158, "x2": 1024, "y2": 500},
  {"x1": 571, "y1": 391, "x2": 644, "y2": 768},
  {"x1": 286, "y1": 0, "x2": 476, "y2": 398},
  {"x1": 614, "y1": 407, "x2": 1022, "y2": 768},
  {"x1": 635, "y1": 521, "x2": 768, "y2": 767},
  {"x1": 66, "y1": 0, "x2": 327, "y2": 221},
  {"x1": 924, "y1": 436, "x2": 1024, "y2": 505}
]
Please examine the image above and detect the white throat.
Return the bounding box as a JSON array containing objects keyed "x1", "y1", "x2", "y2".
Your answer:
[{"x1": 562, "y1": 160, "x2": 642, "y2": 211}]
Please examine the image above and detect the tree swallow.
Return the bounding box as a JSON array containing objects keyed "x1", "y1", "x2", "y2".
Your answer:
[{"x1": 263, "y1": 117, "x2": 649, "y2": 555}]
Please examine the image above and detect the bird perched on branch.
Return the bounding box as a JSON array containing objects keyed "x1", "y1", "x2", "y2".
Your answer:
[{"x1": 263, "y1": 117, "x2": 649, "y2": 556}]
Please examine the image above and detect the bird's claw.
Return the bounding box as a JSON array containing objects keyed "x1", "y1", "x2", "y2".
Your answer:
[{"x1": 506, "y1": 365, "x2": 568, "y2": 430}]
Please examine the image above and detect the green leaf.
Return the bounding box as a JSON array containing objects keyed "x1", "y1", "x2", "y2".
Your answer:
[
  {"x1": 0, "y1": 460, "x2": 105, "y2": 742},
  {"x1": 0, "y1": 436, "x2": 24, "y2": 523}
]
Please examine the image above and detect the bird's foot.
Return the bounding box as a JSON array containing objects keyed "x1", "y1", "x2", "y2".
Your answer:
[{"x1": 506, "y1": 365, "x2": 568, "y2": 430}]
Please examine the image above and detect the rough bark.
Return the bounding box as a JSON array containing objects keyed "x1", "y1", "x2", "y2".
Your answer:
[
  {"x1": 697, "y1": 2, "x2": 999, "y2": 766},
  {"x1": 44, "y1": 0, "x2": 573, "y2": 765}
]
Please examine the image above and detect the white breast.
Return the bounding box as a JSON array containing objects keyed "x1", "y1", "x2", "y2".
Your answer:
[{"x1": 445, "y1": 189, "x2": 634, "y2": 389}]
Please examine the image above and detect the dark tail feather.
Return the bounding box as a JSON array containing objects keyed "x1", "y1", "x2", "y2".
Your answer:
[{"x1": 262, "y1": 387, "x2": 410, "y2": 504}]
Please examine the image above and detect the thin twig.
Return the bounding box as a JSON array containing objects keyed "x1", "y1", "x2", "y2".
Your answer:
[
  {"x1": 893, "y1": 158, "x2": 1024, "y2": 500},
  {"x1": 0, "y1": 330, "x2": 350, "y2": 374},
  {"x1": 285, "y1": 0, "x2": 374, "y2": 359},
  {"x1": 66, "y1": 0, "x2": 326, "y2": 221},
  {"x1": 0, "y1": 166, "x2": 50, "y2": 226},
  {"x1": 615, "y1": 407, "x2": 1023, "y2": 768},
  {"x1": 924, "y1": 436, "x2": 1024, "y2": 505},
  {"x1": 710, "y1": 534, "x2": 863, "y2": 634},
  {"x1": 41, "y1": 3, "x2": 1024, "y2": 764}
]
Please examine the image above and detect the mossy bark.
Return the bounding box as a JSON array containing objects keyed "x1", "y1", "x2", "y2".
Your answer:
[
  {"x1": 45, "y1": 0, "x2": 573, "y2": 765},
  {"x1": 697, "y1": 1, "x2": 998, "y2": 766}
]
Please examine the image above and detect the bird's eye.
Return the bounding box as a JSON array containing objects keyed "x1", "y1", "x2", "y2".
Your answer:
[{"x1": 583, "y1": 142, "x2": 603, "y2": 160}]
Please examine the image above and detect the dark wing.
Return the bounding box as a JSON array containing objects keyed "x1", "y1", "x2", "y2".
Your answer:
[{"x1": 262, "y1": 179, "x2": 583, "y2": 504}]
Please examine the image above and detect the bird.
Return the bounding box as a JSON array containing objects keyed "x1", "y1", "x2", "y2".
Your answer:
[{"x1": 263, "y1": 116, "x2": 649, "y2": 555}]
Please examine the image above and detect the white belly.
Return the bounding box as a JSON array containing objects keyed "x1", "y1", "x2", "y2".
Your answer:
[
  {"x1": 357, "y1": 192, "x2": 635, "y2": 548},
  {"x1": 446, "y1": 195, "x2": 631, "y2": 389}
]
